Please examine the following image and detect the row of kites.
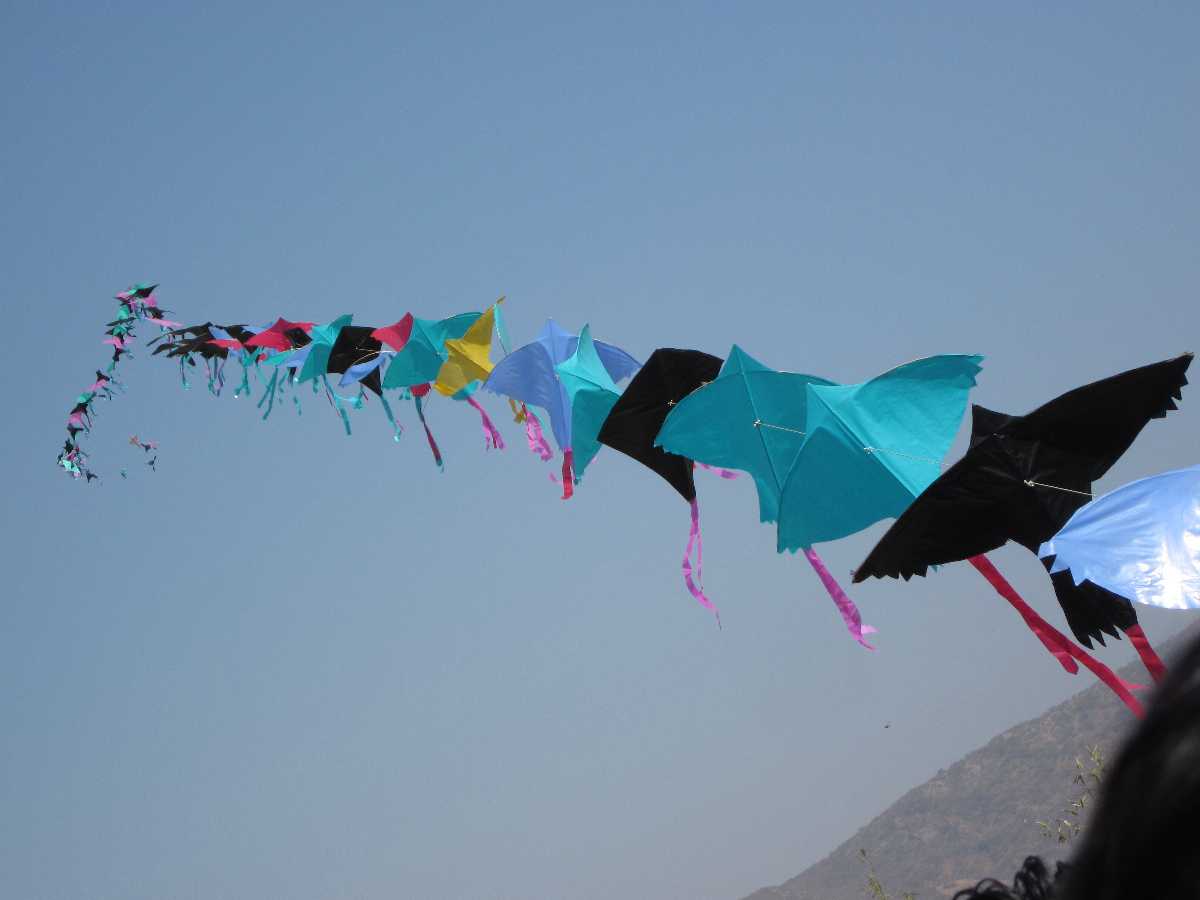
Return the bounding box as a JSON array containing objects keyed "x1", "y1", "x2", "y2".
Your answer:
[{"x1": 60, "y1": 284, "x2": 1198, "y2": 717}]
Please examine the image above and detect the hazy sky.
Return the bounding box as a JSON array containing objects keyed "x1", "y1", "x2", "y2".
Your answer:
[{"x1": 3, "y1": 3, "x2": 1199, "y2": 899}]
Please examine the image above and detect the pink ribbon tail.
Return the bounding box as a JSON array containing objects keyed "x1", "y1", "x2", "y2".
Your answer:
[
  {"x1": 560, "y1": 448, "x2": 575, "y2": 499},
  {"x1": 1126, "y1": 623, "x2": 1167, "y2": 683},
  {"x1": 801, "y1": 547, "x2": 876, "y2": 649},
  {"x1": 466, "y1": 395, "x2": 505, "y2": 450},
  {"x1": 524, "y1": 408, "x2": 554, "y2": 461},
  {"x1": 695, "y1": 461, "x2": 740, "y2": 480},
  {"x1": 967, "y1": 555, "x2": 1144, "y2": 717},
  {"x1": 682, "y1": 499, "x2": 720, "y2": 626}
]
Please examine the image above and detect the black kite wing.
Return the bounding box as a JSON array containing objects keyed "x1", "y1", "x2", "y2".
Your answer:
[
  {"x1": 326, "y1": 325, "x2": 384, "y2": 396},
  {"x1": 852, "y1": 435, "x2": 1035, "y2": 581},
  {"x1": 1046, "y1": 567, "x2": 1137, "y2": 649},
  {"x1": 1010, "y1": 353, "x2": 1192, "y2": 483},
  {"x1": 597, "y1": 348, "x2": 723, "y2": 501}
]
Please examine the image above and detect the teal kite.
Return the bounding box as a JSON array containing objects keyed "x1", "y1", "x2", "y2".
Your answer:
[{"x1": 658, "y1": 348, "x2": 983, "y2": 647}]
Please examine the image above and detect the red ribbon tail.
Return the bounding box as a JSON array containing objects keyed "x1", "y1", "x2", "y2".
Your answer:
[
  {"x1": 969, "y1": 555, "x2": 1078, "y2": 673},
  {"x1": 560, "y1": 449, "x2": 574, "y2": 499},
  {"x1": 1126, "y1": 623, "x2": 1168, "y2": 683},
  {"x1": 968, "y1": 555, "x2": 1144, "y2": 717}
]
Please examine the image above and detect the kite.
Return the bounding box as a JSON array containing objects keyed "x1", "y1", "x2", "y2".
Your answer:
[
  {"x1": 484, "y1": 319, "x2": 640, "y2": 498},
  {"x1": 1040, "y1": 465, "x2": 1200, "y2": 611},
  {"x1": 244, "y1": 317, "x2": 315, "y2": 353},
  {"x1": 380, "y1": 311, "x2": 481, "y2": 391},
  {"x1": 129, "y1": 435, "x2": 158, "y2": 453},
  {"x1": 61, "y1": 279, "x2": 1200, "y2": 721},
  {"x1": 432, "y1": 299, "x2": 551, "y2": 459},
  {"x1": 273, "y1": 314, "x2": 375, "y2": 434},
  {"x1": 657, "y1": 349, "x2": 982, "y2": 646},
  {"x1": 554, "y1": 325, "x2": 623, "y2": 482},
  {"x1": 151, "y1": 319, "x2": 304, "y2": 399},
  {"x1": 597, "y1": 348, "x2": 727, "y2": 618},
  {"x1": 854, "y1": 353, "x2": 1193, "y2": 712},
  {"x1": 328, "y1": 324, "x2": 387, "y2": 396},
  {"x1": 774, "y1": 355, "x2": 984, "y2": 551},
  {"x1": 157, "y1": 306, "x2": 511, "y2": 466},
  {"x1": 435, "y1": 301, "x2": 501, "y2": 396},
  {"x1": 378, "y1": 307, "x2": 505, "y2": 463},
  {"x1": 58, "y1": 283, "x2": 178, "y2": 481},
  {"x1": 433, "y1": 302, "x2": 506, "y2": 450}
]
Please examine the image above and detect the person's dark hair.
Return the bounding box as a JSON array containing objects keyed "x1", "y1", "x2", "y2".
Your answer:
[
  {"x1": 952, "y1": 856, "x2": 1062, "y2": 900},
  {"x1": 1056, "y1": 627, "x2": 1200, "y2": 900}
]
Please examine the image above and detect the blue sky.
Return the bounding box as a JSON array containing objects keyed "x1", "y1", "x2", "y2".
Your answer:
[{"x1": 3, "y1": 3, "x2": 1198, "y2": 898}]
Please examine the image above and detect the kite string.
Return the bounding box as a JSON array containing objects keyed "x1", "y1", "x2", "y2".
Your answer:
[
  {"x1": 863, "y1": 446, "x2": 945, "y2": 467},
  {"x1": 754, "y1": 419, "x2": 806, "y2": 436},
  {"x1": 1023, "y1": 479, "x2": 1093, "y2": 497},
  {"x1": 755, "y1": 421, "x2": 945, "y2": 467},
  {"x1": 748, "y1": 412, "x2": 792, "y2": 495}
]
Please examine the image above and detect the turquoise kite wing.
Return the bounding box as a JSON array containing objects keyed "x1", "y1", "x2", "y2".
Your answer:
[
  {"x1": 296, "y1": 314, "x2": 353, "y2": 383},
  {"x1": 556, "y1": 326, "x2": 622, "y2": 479},
  {"x1": 831, "y1": 354, "x2": 983, "y2": 496},
  {"x1": 555, "y1": 325, "x2": 620, "y2": 399},
  {"x1": 425, "y1": 312, "x2": 481, "y2": 348},
  {"x1": 381, "y1": 312, "x2": 482, "y2": 389},
  {"x1": 776, "y1": 354, "x2": 982, "y2": 551},
  {"x1": 571, "y1": 389, "x2": 620, "y2": 478},
  {"x1": 655, "y1": 345, "x2": 834, "y2": 523}
]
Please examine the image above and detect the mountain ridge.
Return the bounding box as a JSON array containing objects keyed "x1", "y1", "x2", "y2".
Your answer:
[{"x1": 738, "y1": 623, "x2": 1198, "y2": 900}]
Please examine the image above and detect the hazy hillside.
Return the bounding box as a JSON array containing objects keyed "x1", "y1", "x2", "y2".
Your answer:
[{"x1": 739, "y1": 623, "x2": 1199, "y2": 900}]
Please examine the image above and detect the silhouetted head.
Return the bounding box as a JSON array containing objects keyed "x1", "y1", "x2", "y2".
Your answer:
[
  {"x1": 1057, "y1": 628, "x2": 1200, "y2": 900},
  {"x1": 952, "y1": 856, "x2": 1062, "y2": 900}
]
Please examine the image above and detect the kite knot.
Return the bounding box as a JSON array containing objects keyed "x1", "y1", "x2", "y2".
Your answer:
[{"x1": 753, "y1": 418, "x2": 762, "y2": 428}]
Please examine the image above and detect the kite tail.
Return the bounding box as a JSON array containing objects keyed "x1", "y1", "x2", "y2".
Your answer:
[
  {"x1": 466, "y1": 395, "x2": 505, "y2": 450},
  {"x1": 683, "y1": 499, "x2": 720, "y2": 626},
  {"x1": 336, "y1": 399, "x2": 352, "y2": 435},
  {"x1": 413, "y1": 394, "x2": 444, "y2": 470},
  {"x1": 560, "y1": 448, "x2": 575, "y2": 499},
  {"x1": 695, "y1": 461, "x2": 740, "y2": 480},
  {"x1": 178, "y1": 356, "x2": 192, "y2": 390},
  {"x1": 379, "y1": 393, "x2": 403, "y2": 442},
  {"x1": 967, "y1": 555, "x2": 1145, "y2": 717},
  {"x1": 60, "y1": 282, "x2": 174, "y2": 482},
  {"x1": 257, "y1": 369, "x2": 280, "y2": 421},
  {"x1": 801, "y1": 547, "x2": 876, "y2": 650},
  {"x1": 1126, "y1": 624, "x2": 1168, "y2": 683},
  {"x1": 524, "y1": 407, "x2": 554, "y2": 461},
  {"x1": 233, "y1": 354, "x2": 251, "y2": 399},
  {"x1": 968, "y1": 555, "x2": 1078, "y2": 673},
  {"x1": 321, "y1": 376, "x2": 353, "y2": 436},
  {"x1": 204, "y1": 357, "x2": 225, "y2": 396}
]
